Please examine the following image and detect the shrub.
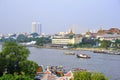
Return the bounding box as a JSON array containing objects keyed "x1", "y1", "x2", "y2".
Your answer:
[
  {"x1": 0, "y1": 73, "x2": 33, "y2": 80},
  {"x1": 73, "y1": 71, "x2": 109, "y2": 80},
  {"x1": 91, "y1": 72, "x2": 108, "y2": 80},
  {"x1": 74, "y1": 71, "x2": 91, "y2": 80}
]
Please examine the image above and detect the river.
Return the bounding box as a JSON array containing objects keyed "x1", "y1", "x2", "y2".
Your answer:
[{"x1": 0, "y1": 45, "x2": 120, "y2": 80}]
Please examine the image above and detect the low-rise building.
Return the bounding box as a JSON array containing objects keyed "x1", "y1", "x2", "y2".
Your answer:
[
  {"x1": 52, "y1": 34, "x2": 82, "y2": 45},
  {"x1": 97, "y1": 34, "x2": 120, "y2": 41}
]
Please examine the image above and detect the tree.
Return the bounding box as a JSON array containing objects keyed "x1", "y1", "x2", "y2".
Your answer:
[
  {"x1": 95, "y1": 38, "x2": 101, "y2": 47},
  {"x1": 100, "y1": 40, "x2": 111, "y2": 49},
  {"x1": 114, "y1": 39, "x2": 120, "y2": 49},
  {"x1": 91, "y1": 72, "x2": 108, "y2": 80},
  {"x1": 69, "y1": 34, "x2": 74, "y2": 39},
  {"x1": 73, "y1": 71, "x2": 108, "y2": 80},
  {"x1": 20, "y1": 60, "x2": 38, "y2": 77},
  {"x1": 17, "y1": 34, "x2": 27, "y2": 42},
  {"x1": 35, "y1": 37, "x2": 51, "y2": 46},
  {"x1": 0, "y1": 73, "x2": 33, "y2": 80},
  {"x1": 30, "y1": 33, "x2": 39, "y2": 38},
  {"x1": 35, "y1": 38, "x2": 44, "y2": 46},
  {"x1": 73, "y1": 71, "x2": 91, "y2": 80},
  {"x1": 0, "y1": 42, "x2": 38, "y2": 77},
  {"x1": 79, "y1": 37, "x2": 96, "y2": 48}
]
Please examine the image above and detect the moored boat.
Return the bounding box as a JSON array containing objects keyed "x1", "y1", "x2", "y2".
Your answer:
[
  {"x1": 64, "y1": 52, "x2": 75, "y2": 55},
  {"x1": 76, "y1": 53, "x2": 90, "y2": 58},
  {"x1": 93, "y1": 50, "x2": 106, "y2": 53}
]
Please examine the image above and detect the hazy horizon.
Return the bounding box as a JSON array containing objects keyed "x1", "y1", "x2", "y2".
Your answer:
[{"x1": 0, "y1": 0, "x2": 120, "y2": 34}]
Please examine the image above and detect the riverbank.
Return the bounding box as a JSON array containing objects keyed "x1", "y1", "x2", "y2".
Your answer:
[
  {"x1": 33, "y1": 45, "x2": 120, "y2": 55},
  {"x1": 73, "y1": 48, "x2": 120, "y2": 55}
]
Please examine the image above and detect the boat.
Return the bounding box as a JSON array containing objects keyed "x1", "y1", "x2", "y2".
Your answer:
[
  {"x1": 93, "y1": 50, "x2": 106, "y2": 53},
  {"x1": 64, "y1": 52, "x2": 75, "y2": 55},
  {"x1": 76, "y1": 53, "x2": 90, "y2": 58}
]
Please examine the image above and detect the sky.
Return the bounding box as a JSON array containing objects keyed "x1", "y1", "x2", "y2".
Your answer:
[{"x1": 0, "y1": 0, "x2": 120, "y2": 34}]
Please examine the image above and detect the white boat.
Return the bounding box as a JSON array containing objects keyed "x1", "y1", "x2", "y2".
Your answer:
[
  {"x1": 64, "y1": 52, "x2": 75, "y2": 55},
  {"x1": 76, "y1": 53, "x2": 90, "y2": 58}
]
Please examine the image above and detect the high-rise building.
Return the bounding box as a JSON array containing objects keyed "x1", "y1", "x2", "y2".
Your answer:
[
  {"x1": 32, "y1": 22, "x2": 36, "y2": 33},
  {"x1": 37, "y1": 22, "x2": 42, "y2": 35},
  {"x1": 32, "y1": 22, "x2": 42, "y2": 34}
]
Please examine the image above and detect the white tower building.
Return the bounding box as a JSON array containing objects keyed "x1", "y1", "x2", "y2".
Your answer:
[
  {"x1": 32, "y1": 22, "x2": 42, "y2": 34},
  {"x1": 32, "y1": 22, "x2": 37, "y2": 33}
]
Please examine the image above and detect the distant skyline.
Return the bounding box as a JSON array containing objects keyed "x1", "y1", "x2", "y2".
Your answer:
[{"x1": 0, "y1": 0, "x2": 120, "y2": 34}]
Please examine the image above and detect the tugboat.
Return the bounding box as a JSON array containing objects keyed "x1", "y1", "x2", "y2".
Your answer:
[{"x1": 76, "y1": 53, "x2": 91, "y2": 59}]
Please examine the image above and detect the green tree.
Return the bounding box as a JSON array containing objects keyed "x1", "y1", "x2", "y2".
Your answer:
[
  {"x1": 69, "y1": 34, "x2": 74, "y2": 39},
  {"x1": 20, "y1": 60, "x2": 38, "y2": 77},
  {"x1": 95, "y1": 38, "x2": 101, "y2": 47},
  {"x1": 79, "y1": 37, "x2": 96, "y2": 48},
  {"x1": 114, "y1": 39, "x2": 120, "y2": 49},
  {"x1": 35, "y1": 38, "x2": 44, "y2": 46},
  {"x1": 0, "y1": 73, "x2": 33, "y2": 80},
  {"x1": 30, "y1": 33, "x2": 39, "y2": 38},
  {"x1": 17, "y1": 34, "x2": 27, "y2": 42},
  {"x1": 91, "y1": 72, "x2": 108, "y2": 80},
  {"x1": 100, "y1": 40, "x2": 111, "y2": 49},
  {"x1": 73, "y1": 71, "x2": 91, "y2": 80},
  {"x1": 35, "y1": 37, "x2": 51, "y2": 46},
  {"x1": 73, "y1": 71, "x2": 108, "y2": 80},
  {"x1": 0, "y1": 42, "x2": 38, "y2": 77}
]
